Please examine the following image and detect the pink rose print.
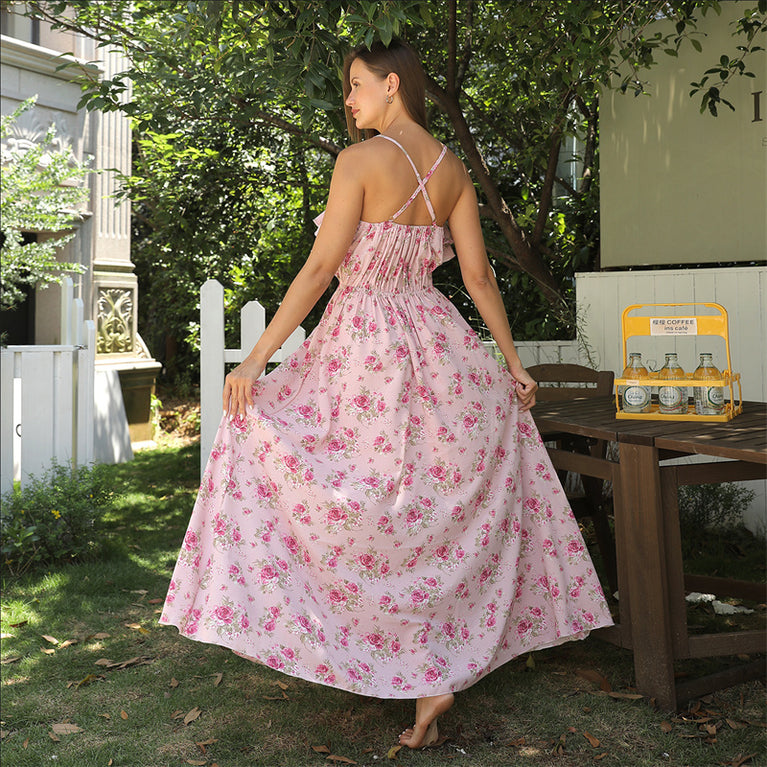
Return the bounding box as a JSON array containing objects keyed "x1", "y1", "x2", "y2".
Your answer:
[{"x1": 213, "y1": 605, "x2": 234, "y2": 624}]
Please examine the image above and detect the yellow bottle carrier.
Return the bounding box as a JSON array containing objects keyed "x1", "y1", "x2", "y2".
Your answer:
[{"x1": 615, "y1": 302, "x2": 742, "y2": 422}]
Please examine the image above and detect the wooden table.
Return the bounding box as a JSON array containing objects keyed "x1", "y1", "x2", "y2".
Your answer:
[{"x1": 531, "y1": 397, "x2": 767, "y2": 710}]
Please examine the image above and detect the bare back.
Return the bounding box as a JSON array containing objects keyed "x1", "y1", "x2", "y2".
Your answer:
[{"x1": 353, "y1": 130, "x2": 466, "y2": 227}]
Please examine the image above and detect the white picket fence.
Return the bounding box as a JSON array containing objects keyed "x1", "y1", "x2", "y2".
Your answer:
[
  {"x1": 0, "y1": 278, "x2": 96, "y2": 494},
  {"x1": 199, "y1": 279, "x2": 306, "y2": 475}
]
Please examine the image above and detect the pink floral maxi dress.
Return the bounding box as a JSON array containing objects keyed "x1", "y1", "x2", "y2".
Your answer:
[{"x1": 160, "y1": 136, "x2": 613, "y2": 698}]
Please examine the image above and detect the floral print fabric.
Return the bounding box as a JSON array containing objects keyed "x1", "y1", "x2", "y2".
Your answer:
[{"x1": 160, "y1": 215, "x2": 613, "y2": 698}]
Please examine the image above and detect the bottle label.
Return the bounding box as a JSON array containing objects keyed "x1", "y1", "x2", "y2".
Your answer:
[
  {"x1": 623, "y1": 385, "x2": 651, "y2": 411},
  {"x1": 694, "y1": 386, "x2": 724, "y2": 415},
  {"x1": 659, "y1": 385, "x2": 687, "y2": 413}
]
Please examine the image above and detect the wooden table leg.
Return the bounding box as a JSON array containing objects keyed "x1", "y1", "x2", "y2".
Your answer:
[{"x1": 618, "y1": 441, "x2": 677, "y2": 710}]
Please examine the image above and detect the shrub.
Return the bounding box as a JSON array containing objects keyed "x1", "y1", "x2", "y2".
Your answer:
[
  {"x1": 0, "y1": 461, "x2": 113, "y2": 576},
  {"x1": 678, "y1": 482, "x2": 756, "y2": 540}
]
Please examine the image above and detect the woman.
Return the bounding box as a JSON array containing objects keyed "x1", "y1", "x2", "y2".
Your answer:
[{"x1": 160, "y1": 39, "x2": 613, "y2": 749}]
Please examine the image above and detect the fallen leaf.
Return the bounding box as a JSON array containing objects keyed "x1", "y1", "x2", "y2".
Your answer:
[
  {"x1": 726, "y1": 719, "x2": 747, "y2": 730},
  {"x1": 23, "y1": 738, "x2": 29, "y2": 749},
  {"x1": 41, "y1": 648, "x2": 56, "y2": 655},
  {"x1": 49, "y1": 732, "x2": 60, "y2": 742},
  {"x1": 724, "y1": 754, "x2": 758, "y2": 767},
  {"x1": 312, "y1": 745, "x2": 331, "y2": 753},
  {"x1": 58, "y1": 639, "x2": 77, "y2": 650},
  {"x1": 704, "y1": 723, "x2": 717, "y2": 736},
  {"x1": 90, "y1": 632, "x2": 111, "y2": 640},
  {"x1": 99, "y1": 714, "x2": 111, "y2": 720},
  {"x1": 124, "y1": 623, "x2": 150, "y2": 635},
  {"x1": 386, "y1": 745, "x2": 401, "y2": 759},
  {"x1": 584, "y1": 731, "x2": 600, "y2": 748},
  {"x1": 170, "y1": 678, "x2": 180, "y2": 688},
  {"x1": 185, "y1": 761, "x2": 206, "y2": 766},
  {"x1": 525, "y1": 653, "x2": 536, "y2": 669},
  {"x1": 607, "y1": 691, "x2": 644, "y2": 700},
  {"x1": 120, "y1": 710, "x2": 129, "y2": 720},
  {"x1": 594, "y1": 753, "x2": 609, "y2": 761},
  {"x1": 213, "y1": 672, "x2": 223, "y2": 687},
  {"x1": 52, "y1": 723, "x2": 83, "y2": 735},
  {"x1": 0, "y1": 633, "x2": 14, "y2": 640},
  {"x1": 196, "y1": 738, "x2": 218, "y2": 753},
  {"x1": 41, "y1": 635, "x2": 59, "y2": 645},
  {"x1": 184, "y1": 706, "x2": 202, "y2": 725},
  {"x1": 660, "y1": 721, "x2": 673, "y2": 733},
  {"x1": 0, "y1": 657, "x2": 21, "y2": 665},
  {"x1": 73, "y1": 673, "x2": 104, "y2": 689},
  {"x1": 326, "y1": 756, "x2": 357, "y2": 765},
  {"x1": 576, "y1": 668, "x2": 612, "y2": 691},
  {"x1": 94, "y1": 655, "x2": 153, "y2": 670},
  {"x1": 10, "y1": 621, "x2": 28, "y2": 628},
  {"x1": 507, "y1": 737, "x2": 526, "y2": 747},
  {"x1": 148, "y1": 598, "x2": 164, "y2": 604},
  {"x1": 275, "y1": 681, "x2": 289, "y2": 690},
  {"x1": 263, "y1": 692, "x2": 289, "y2": 700}
]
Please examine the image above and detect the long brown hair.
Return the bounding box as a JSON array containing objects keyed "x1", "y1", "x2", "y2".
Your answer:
[{"x1": 342, "y1": 39, "x2": 428, "y2": 142}]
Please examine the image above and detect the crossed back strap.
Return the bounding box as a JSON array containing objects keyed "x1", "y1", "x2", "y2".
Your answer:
[{"x1": 376, "y1": 134, "x2": 447, "y2": 223}]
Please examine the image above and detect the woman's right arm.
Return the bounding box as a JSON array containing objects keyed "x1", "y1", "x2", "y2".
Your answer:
[
  {"x1": 447, "y1": 167, "x2": 537, "y2": 410},
  {"x1": 222, "y1": 147, "x2": 366, "y2": 418}
]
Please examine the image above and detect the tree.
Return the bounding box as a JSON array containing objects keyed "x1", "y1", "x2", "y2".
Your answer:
[
  {"x1": 14, "y1": 0, "x2": 765, "y2": 376},
  {"x1": 1, "y1": 97, "x2": 90, "y2": 312}
]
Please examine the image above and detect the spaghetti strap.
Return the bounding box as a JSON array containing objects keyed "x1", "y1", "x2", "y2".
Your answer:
[{"x1": 376, "y1": 135, "x2": 447, "y2": 223}]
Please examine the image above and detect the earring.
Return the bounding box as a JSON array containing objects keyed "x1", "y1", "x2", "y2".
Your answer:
[{"x1": 386, "y1": 94, "x2": 393, "y2": 104}]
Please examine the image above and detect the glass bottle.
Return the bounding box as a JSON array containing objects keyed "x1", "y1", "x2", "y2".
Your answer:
[
  {"x1": 693, "y1": 353, "x2": 725, "y2": 415},
  {"x1": 657, "y1": 352, "x2": 688, "y2": 414},
  {"x1": 619, "y1": 352, "x2": 651, "y2": 413}
]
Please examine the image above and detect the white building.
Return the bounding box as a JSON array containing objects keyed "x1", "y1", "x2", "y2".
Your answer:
[{"x1": 1, "y1": 5, "x2": 160, "y2": 444}]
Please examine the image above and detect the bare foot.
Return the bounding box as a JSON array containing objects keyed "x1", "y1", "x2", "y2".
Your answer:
[{"x1": 399, "y1": 693, "x2": 455, "y2": 749}]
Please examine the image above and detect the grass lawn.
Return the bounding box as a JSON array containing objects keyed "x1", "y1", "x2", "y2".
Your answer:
[{"x1": 1, "y1": 437, "x2": 765, "y2": 767}]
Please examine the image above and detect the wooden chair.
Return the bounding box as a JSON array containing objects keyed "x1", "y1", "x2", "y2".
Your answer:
[{"x1": 528, "y1": 363, "x2": 618, "y2": 596}]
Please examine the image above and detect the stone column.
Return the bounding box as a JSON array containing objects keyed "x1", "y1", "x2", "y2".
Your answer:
[{"x1": 91, "y1": 45, "x2": 161, "y2": 444}]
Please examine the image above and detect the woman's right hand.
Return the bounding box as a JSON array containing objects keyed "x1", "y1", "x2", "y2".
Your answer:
[{"x1": 222, "y1": 356, "x2": 266, "y2": 419}]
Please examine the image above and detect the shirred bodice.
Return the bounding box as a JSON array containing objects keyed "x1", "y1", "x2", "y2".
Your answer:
[{"x1": 314, "y1": 215, "x2": 455, "y2": 292}]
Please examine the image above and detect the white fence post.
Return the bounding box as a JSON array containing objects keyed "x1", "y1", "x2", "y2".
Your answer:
[
  {"x1": 199, "y1": 279, "x2": 306, "y2": 476},
  {"x1": 76, "y1": 320, "x2": 96, "y2": 467},
  {"x1": 0, "y1": 350, "x2": 14, "y2": 495},
  {"x1": 200, "y1": 279, "x2": 226, "y2": 478}
]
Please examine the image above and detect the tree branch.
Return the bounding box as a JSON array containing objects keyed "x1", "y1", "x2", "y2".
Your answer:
[
  {"x1": 433, "y1": 86, "x2": 563, "y2": 305},
  {"x1": 578, "y1": 96, "x2": 598, "y2": 195},
  {"x1": 456, "y1": 0, "x2": 474, "y2": 91},
  {"x1": 447, "y1": 0, "x2": 457, "y2": 95},
  {"x1": 241, "y1": 103, "x2": 343, "y2": 157},
  {"x1": 532, "y1": 126, "x2": 562, "y2": 245}
]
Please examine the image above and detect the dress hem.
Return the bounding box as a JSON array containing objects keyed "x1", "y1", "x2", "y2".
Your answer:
[{"x1": 158, "y1": 617, "x2": 614, "y2": 700}]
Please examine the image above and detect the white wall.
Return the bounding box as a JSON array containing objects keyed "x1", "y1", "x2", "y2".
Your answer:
[{"x1": 576, "y1": 266, "x2": 767, "y2": 535}]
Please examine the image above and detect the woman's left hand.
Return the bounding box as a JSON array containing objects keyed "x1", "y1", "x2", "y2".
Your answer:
[{"x1": 507, "y1": 362, "x2": 538, "y2": 411}]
